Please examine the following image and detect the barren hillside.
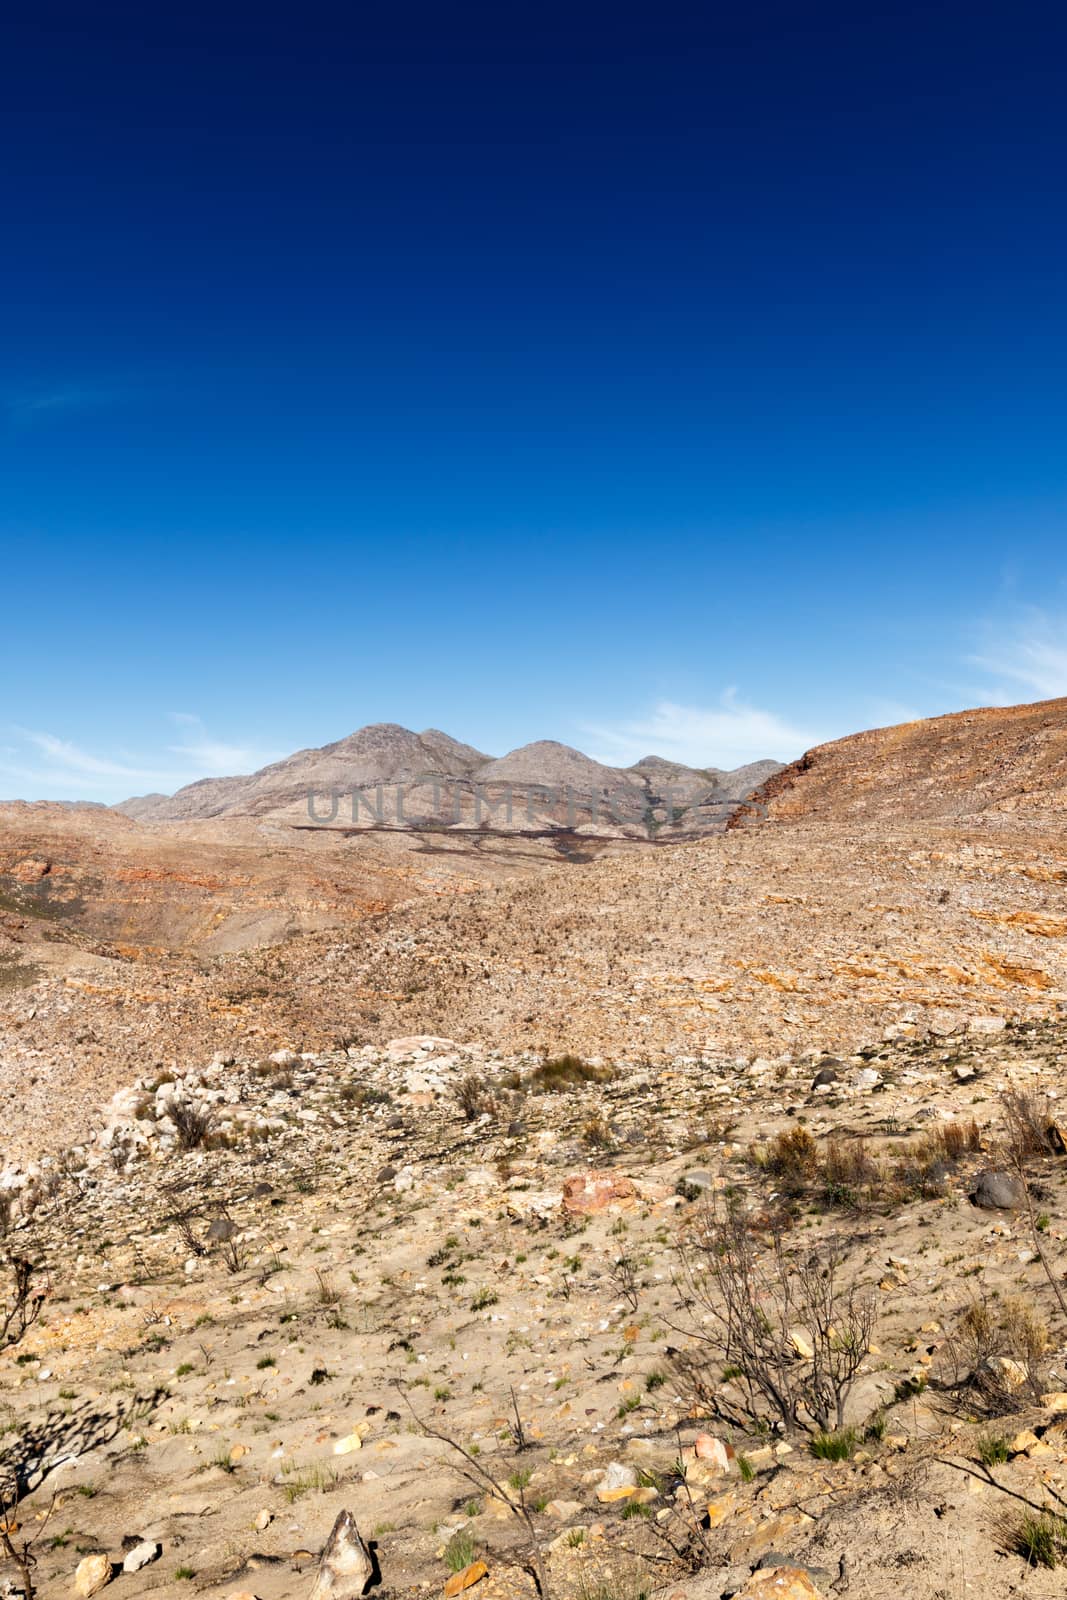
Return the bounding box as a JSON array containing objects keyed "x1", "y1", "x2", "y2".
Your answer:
[{"x1": 732, "y1": 696, "x2": 1067, "y2": 826}]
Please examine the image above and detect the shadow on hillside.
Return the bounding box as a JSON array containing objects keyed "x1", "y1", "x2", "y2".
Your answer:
[{"x1": 2, "y1": 1387, "x2": 167, "y2": 1503}]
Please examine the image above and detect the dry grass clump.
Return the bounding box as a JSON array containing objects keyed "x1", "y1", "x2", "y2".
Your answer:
[
  {"x1": 1003, "y1": 1090, "x2": 1060, "y2": 1159},
  {"x1": 938, "y1": 1294, "x2": 1050, "y2": 1412},
  {"x1": 523, "y1": 1054, "x2": 615, "y2": 1094},
  {"x1": 170, "y1": 1099, "x2": 215, "y2": 1151},
  {"x1": 998, "y1": 1508, "x2": 1067, "y2": 1568},
  {"x1": 456, "y1": 1072, "x2": 501, "y2": 1121},
  {"x1": 750, "y1": 1117, "x2": 986, "y2": 1210}
]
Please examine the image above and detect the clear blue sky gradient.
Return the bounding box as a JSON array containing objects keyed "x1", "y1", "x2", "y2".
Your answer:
[{"x1": 3, "y1": 0, "x2": 1066, "y2": 799}]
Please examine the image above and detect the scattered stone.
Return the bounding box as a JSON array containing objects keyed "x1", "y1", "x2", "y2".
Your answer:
[
  {"x1": 734, "y1": 1568, "x2": 824, "y2": 1600},
  {"x1": 693, "y1": 1433, "x2": 731, "y2": 1474},
  {"x1": 443, "y1": 1562, "x2": 488, "y2": 1597}
]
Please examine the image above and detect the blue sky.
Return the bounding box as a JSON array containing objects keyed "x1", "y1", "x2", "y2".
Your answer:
[{"x1": 3, "y1": 0, "x2": 1066, "y2": 801}]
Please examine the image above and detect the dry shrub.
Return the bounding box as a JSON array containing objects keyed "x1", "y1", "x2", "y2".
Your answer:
[
  {"x1": 752, "y1": 1126, "x2": 819, "y2": 1193},
  {"x1": 170, "y1": 1099, "x2": 215, "y2": 1151},
  {"x1": 581, "y1": 1114, "x2": 613, "y2": 1150},
  {"x1": 672, "y1": 1197, "x2": 876, "y2": 1435},
  {"x1": 456, "y1": 1073, "x2": 499, "y2": 1121},
  {"x1": 1003, "y1": 1091, "x2": 1056, "y2": 1160}
]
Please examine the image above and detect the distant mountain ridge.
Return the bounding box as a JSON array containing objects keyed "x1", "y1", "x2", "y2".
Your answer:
[{"x1": 115, "y1": 723, "x2": 783, "y2": 837}]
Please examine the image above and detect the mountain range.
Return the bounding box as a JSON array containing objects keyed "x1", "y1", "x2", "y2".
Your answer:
[{"x1": 115, "y1": 723, "x2": 783, "y2": 836}]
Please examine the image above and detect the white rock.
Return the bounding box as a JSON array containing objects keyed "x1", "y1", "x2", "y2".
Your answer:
[{"x1": 122, "y1": 1541, "x2": 161, "y2": 1574}]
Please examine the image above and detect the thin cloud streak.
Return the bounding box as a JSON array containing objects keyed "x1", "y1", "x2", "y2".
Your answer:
[
  {"x1": 581, "y1": 690, "x2": 831, "y2": 771},
  {"x1": 968, "y1": 609, "x2": 1067, "y2": 702},
  {"x1": 0, "y1": 719, "x2": 281, "y2": 804}
]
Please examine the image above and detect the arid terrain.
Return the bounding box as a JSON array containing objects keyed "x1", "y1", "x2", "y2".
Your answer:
[{"x1": 2, "y1": 698, "x2": 1067, "y2": 1600}]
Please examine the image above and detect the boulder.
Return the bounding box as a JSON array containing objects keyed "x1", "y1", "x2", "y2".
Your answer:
[
  {"x1": 971, "y1": 1170, "x2": 1025, "y2": 1210},
  {"x1": 561, "y1": 1171, "x2": 639, "y2": 1215},
  {"x1": 308, "y1": 1510, "x2": 373, "y2": 1600},
  {"x1": 74, "y1": 1555, "x2": 114, "y2": 1597}
]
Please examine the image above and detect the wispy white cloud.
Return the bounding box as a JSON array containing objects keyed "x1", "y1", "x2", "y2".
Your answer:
[
  {"x1": 967, "y1": 609, "x2": 1067, "y2": 703},
  {"x1": 4, "y1": 385, "x2": 123, "y2": 424},
  {"x1": 580, "y1": 690, "x2": 831, "y2": 771},
  {"x1": 0, "y1": 719, "x2": 281, "y2": 804},
  {"x1": 163, "y1": 711, "x2": 274, "y2": 776}
]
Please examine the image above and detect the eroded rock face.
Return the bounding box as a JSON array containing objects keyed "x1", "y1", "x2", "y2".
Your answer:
[{"x1": 308, "y1": 1510, "x2": 373, "y2": 1600}]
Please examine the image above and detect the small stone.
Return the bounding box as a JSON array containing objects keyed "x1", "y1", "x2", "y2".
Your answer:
[
  {"x1": 254, "y1": 1509, "x2": 273, "y2": 1531},
  {"x1": 1042, "y1": 1392, "x2": 1067, "y2": 1413},
  {"x1": 74, "y1": 1554, "x2": 114, "y2": 1597},
  {"x1": 543, "y1": 1499, "x2": 584, "y2": 1519},
  {"x1": 334, "y1": 1432, "x2": 363, "y2": 1455},
  {"x1": 734, "y1": 1567, "x2": 824, "y2": 1600},
  {"x1": 229, "y1": 1443, "x2": 248, "y2": 1463},
  {"x1": 1010, "y1": 1429, "x2": 1040, "y2": 1455},
  {"x1": 444, "y1": 1562, "x2": 488, "y2": 1597},
  {"x1": 121, "y1": 1541, "x2": 161, "y2": 1575},
  {"x1": 789, "y1": 1328, "x2": 814, "y2": 1360},
  {"x1": 706, "y1": 1492, "x2": 738, "y2": 1527},
  {"x1": 597, "y1": 1461, "x2": 638, "y2": 1491}
]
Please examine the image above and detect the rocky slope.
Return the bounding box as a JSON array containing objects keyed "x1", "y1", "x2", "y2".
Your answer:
[
  {"x1": 731, "y1": 696, "x2": 1067, "y2": 827},
  {"x1": 4, "y1": 1021, "x2": 1067, "y2": 1600}
]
